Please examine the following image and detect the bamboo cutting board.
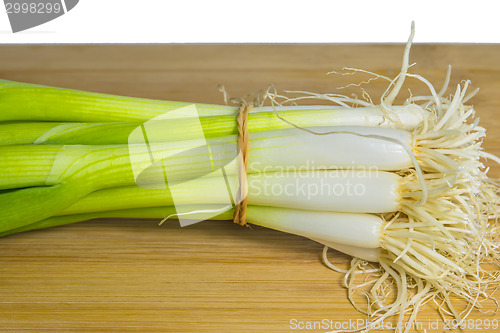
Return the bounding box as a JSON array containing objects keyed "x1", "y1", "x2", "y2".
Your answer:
[{"x1": 0, "y1": 44, "x2": 499, "y2": 332}]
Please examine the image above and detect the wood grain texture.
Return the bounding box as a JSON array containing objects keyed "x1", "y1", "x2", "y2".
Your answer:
[{"x1": 0, "y1": 44, "x2": 499, "y2": 332}]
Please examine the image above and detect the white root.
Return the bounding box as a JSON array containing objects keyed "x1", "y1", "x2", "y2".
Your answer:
[{"x1": 258, "y1": 24, "x2": 500, "y2": 333}]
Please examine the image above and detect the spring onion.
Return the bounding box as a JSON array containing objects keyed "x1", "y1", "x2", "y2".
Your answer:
[{"x1": 1, "y1": 23, "x2": 499, "y2": 332}]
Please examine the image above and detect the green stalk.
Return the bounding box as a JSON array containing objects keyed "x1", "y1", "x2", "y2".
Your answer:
[
  {"x1": 0, "y1": 205, "x2": 234, "y2": 238},
  {"x1": 0, "y1": 142, "x2": 235, "y2": 191},
  {"x1": 0, "y1": 182, "x2": 86, "y2": 232},
  {"x1": 0, "y1": 145, "x2": 138, "y2": 231},
  {"x1": 0, "y1": 122, "x2": 64, "y2": 146},
  {"x1": 0, "y1": 80, "x2": 237, "y2": 122},
  {"x1": 60, "y1": 185, "x2": 176, "y2": 215},
  {"x1": 32, "y1": 109, "x2": 368, "y2": 145},
  {"x1": 0, "y1": 138, "x2": 237, "y2": 231},
  {"x1": 0, "y1": 145, "x2": 61, "y2": 189},
  {"x1": 0, "y1": 80, "x2": 424, "y2": 146},
  {"x1": 1, "y1": 122, "x2": 415, "y2": 193},
  {"x1": 2, "y1": 107, "x2": 415, "y2": 146}
]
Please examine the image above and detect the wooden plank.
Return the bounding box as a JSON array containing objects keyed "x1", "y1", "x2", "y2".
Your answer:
[{"x1": 0, "y1": 44, "x2": 499, "y2": 332}]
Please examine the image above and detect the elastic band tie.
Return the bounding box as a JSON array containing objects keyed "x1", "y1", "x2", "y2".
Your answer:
[{"x1": 233, "y1": 104, "x2": 253, "y2": 226}]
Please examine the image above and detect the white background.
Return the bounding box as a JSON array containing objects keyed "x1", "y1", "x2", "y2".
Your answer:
[{"x1": 0, "y1": 0, "x2": 498, "y2": 43}]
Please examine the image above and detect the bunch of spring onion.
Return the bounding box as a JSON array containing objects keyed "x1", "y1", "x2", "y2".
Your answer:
[{"x1": 1, "y1": 26, "x2": 499, "y2": 332}]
